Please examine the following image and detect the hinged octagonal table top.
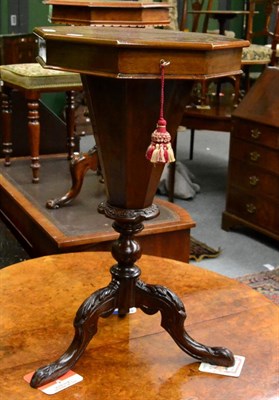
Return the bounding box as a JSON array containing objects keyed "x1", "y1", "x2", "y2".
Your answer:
[{"x1": 34, "y1": 26, "x2": 249, "y2": 79}]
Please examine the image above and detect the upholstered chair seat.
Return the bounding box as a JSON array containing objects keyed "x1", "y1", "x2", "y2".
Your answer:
[
  {"x1": 241, "y1": 43, "x2": 273, "y2": 64},
  {"x1": 1, "y1": 63, "x2": 83, "y2": 183},
  {"x1": 0, "y1": 63, "x2": 82, "y2": 89}
]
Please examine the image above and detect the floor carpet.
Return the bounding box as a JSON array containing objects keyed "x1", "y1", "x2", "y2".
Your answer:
[
  {"x1": 236, "y1": 268, "x2": 279, "y2": 305},
  {"x1": 189, "y1": 237, "x2": 221, "y2": 262}
]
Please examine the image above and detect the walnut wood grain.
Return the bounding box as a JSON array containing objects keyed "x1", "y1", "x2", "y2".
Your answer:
[
  {"x1": 1, "y1": 252, "x2": 278, "y2": 399},
  {"x1": 34, "y1": 26, "x2": 249, "y2": 80}
]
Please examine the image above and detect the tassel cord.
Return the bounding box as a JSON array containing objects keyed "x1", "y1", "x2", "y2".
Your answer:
[{"x1": 145, "y1": 59, "x2": 175, "y2": 164}]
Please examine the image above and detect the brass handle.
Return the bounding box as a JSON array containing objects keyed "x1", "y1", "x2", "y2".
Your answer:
[
  {"x1": 246, "y1": 203, "x2": 256, "y2": 214},
  {"x1": 250, "y1": 151, "x2": 260, "y2": 162},
  {"x1": 250, "y1": 128, "x2": 261, "y2": 139},
  {"x1": 249, "y1": 176, "x2": 259, "y2": 186}
]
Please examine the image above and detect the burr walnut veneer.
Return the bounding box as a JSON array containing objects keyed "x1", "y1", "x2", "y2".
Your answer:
[
  {"x1": 29, "y1": 26, "x2": 249, "y2": 386},
  {"x1": 1, "y1": 252, "x2": 278, "y2": 399}
]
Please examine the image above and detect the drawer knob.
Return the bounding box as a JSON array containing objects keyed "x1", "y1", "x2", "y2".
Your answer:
[
  {"x1": 246, "y1": 203, "x2": 256, "y2": 214},
  {"x1": 249, "y1": 176, "x2": 259, "y2": 186},
  {"x1": 250, "y1": 151, "x2": 261, "y2": 162},
  {"x1": 250, "y1": 128, "x2": 262, "y2": 139}
]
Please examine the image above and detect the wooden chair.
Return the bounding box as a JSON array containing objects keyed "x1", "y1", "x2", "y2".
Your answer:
[
  {"x1": 242, "y1": 0, "x2": 279, "y2": 89},
  {"x1": 179, "y1": 0, "x2": 242, "y2": 105},
  {"x1": 167, "y1": 1, "x2": 243, "y2": 201},
  {"x1": 0, "y1": 33, "x2": 38, "y2": 65},
  {"x1": 179, "y1": 1, "x2": 279, "y2": 99},
  {"x1": 179, "y1": 0, "x2": 213, "y2": 33},
  {"x1": 1, "y1": 63, "x2": 83, "y2": 183},
  {"x1": 167, "y1": 89, "x2": 235, "y2": 202}
]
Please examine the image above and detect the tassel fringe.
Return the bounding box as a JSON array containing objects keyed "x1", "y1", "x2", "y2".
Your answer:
[{"x1": 145, "y1": 60, "x2": 175, "y2": 164}]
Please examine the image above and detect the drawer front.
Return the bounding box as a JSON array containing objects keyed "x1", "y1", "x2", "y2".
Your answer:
[
  {"x1": 229, "y1": 161, "x2": 279, "y2": 200},
  {"x1": 230, "y1": 138, "x2": 279, "y2": 173},
  {"x1": 232, "y1": 119, "x2": 279, "y2": 149},
  {"x1": 226, "y1": 188, "x2": 279, "y2": 234}
]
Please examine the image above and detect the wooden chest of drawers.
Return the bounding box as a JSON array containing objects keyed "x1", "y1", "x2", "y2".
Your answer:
[
  {"x1": 222, "y1": 67, "x2": 279, "y2": 241},
  {"x1": 0, "y1": 33, "x2": 38, "y2": 65}
]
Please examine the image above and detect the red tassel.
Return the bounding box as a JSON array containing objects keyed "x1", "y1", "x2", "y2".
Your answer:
[{"x1": 146, "y1": 60, "x2": 175, "y2": 164}]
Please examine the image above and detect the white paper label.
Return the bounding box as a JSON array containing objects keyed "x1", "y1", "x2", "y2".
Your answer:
[
  {"x1": 199, "y1": 355, "x2": 245, "y2": 377},
  {"x1": 24, "y1": 370, "x2": 83, "y2": 395}
]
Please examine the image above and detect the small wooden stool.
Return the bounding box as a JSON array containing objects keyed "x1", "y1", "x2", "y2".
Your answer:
[{"x1": 0, "y1": 63, "x2": 83, "y2": 183}]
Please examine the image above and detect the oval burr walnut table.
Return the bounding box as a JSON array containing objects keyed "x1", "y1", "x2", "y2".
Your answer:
[
  {"x1": 29, "y1": 26, "x2": 249, "y2": 386},
  {"x1": 1, "y1": 252, "x2": 278, "y2": 399}
]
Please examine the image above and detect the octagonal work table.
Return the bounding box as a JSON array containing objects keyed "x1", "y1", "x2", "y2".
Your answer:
[{"x1": 30, "y1": 26, "x2": 249, "y2": 387}]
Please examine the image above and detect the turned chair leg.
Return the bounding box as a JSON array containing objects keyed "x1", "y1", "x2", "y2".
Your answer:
[
  {"x1": 233, "y1": 75, "x2": 241, "y2": 105},
  {"x1": 1, "y1": 86, "x2": 13, "y2": 166},
  {"x1": 26, "y1": 95, "x2": 41, "y2": 183},
  {"x1": 65, "y1": 90, "x2": 77, "y2": 160},
  {"x1": 200, "y1": 80, "x2": 207, "y2": 106}
]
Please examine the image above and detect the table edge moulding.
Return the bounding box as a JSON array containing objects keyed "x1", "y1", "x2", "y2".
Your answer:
[
  {"x1": 44, "y1": 0, "x2": 172, "y2": 27},
  {"x1": 29, "y1": 26, "x2": 249, "y2": 388}
]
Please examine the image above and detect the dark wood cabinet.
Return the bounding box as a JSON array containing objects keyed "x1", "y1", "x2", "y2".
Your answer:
[
  {"x1": 222, "y1": 67, "x2": 279, "y2": 241},
  {"x1": 0, "y1": 33, "x2": 37, "y2": 65}
]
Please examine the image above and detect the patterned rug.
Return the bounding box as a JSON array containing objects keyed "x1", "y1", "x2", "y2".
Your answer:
[
  {"x1": 236, "y1": 268, "x2": 279, "y2": 305},
  {"x1": 190, "y1": 237, "x2": 221, "y2": 262}
]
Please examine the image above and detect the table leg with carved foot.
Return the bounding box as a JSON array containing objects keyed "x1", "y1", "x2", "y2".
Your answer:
[
  {"x1": 46, "y1": 146, "x2": 101, "y2": 209},
  {"x1": 30, "y1": 201, "x2": 234, "y2": 388},
  {"x1": 30, "y1": 281, "x2": 119, "y2": 388},
  {"x1": 135, "y1": 280, "x2": 234, "y2": 366}
]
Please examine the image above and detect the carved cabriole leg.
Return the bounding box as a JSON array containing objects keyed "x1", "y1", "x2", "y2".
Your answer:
[
  {"x1": 46, "y1": 146, "x2": 99, "y2": 209},
  {"x1": 30, "y1": 281, "x2": 119, "y2": 388},
  {"x1": 30, "y1": 202, "x2": 159, "y2": 388},
  {"x1": 100, "y1": 202, "x2": 234, "y2": 366},
  {"x1": 1, "y1": 86, "x2": 13, "y2": 166},
  {"x1": 27, "y1": 95, "x2": 40, "y2": 183},
  {"x1": 135, "y1": 281, "x2": 235, "y2": 367},
  {"x1": 30, "y1": 200, "x2": 234, "y2": 389},
  {"x1": 65, "y1": 90, "x2": 76, "y2": 160}
]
